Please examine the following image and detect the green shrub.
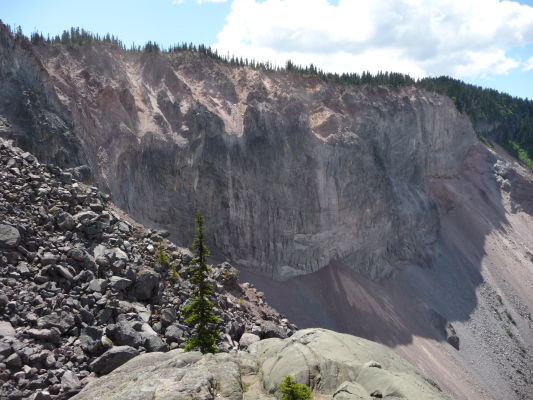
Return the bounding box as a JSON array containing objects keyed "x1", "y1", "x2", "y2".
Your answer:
[
  {"x1": 156, "y1": 243, "x2": 170, "y2": 266},
  {"x1": 279, "y1": 375, "x2": 312, "y2": 400},
  {"x1": 157, "y1": 242, "x2": 180, "y2": 280}
]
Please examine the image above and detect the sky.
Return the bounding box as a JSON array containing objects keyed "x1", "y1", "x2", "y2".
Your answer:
[{"x1": 1, "y1": 0, "x2": 533, "y2": 100}]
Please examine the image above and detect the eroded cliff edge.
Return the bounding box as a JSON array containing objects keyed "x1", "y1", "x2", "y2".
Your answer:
[{"x1": 0, "y1": 29, "x2": 474, "y2": 280}]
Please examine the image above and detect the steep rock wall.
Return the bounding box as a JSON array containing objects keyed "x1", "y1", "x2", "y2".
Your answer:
[{"x1": 0, "y1": 34, "x2": 475, "y2": 279}]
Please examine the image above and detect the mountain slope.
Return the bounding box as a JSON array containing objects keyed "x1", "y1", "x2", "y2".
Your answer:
[{"x1": 0, "y1": 25, "x2": 532, "y2": 400}]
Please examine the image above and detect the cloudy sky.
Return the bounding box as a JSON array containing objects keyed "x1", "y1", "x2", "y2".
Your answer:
[{"x1": 2, "y1": 0, "x2": 533, "y2": 99}]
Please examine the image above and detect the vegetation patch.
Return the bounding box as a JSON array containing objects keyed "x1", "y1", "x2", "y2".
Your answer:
[{"x1": 279, "y1": 375, "x2": 312, "y2": 400}]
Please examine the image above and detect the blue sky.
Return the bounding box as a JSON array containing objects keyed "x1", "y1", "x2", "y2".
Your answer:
[{"x1": 1, "y1": 0, "x2": 533, "y2": 100}]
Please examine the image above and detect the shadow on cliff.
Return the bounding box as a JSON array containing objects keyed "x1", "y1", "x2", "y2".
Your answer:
[{"x1": 240, "y1": 143, "x2": 513, "y2": 348}]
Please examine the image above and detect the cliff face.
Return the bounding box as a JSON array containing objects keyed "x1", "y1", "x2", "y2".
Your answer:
[
  {"x1": 2, "y1": 29, "x2": 532, "y2": 400},
  {"x1": 0, "y1": 31, "x2": 474, "y2": 280}
]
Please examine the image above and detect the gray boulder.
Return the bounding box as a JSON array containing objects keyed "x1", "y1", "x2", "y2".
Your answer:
[
  {"x1": 52, "y1": 264, "x2": 74, "y2": 281},
  {"x1": 133, "y1": 269, "x2": 160, "y2": 300},
  {"x1": 27, "y1": 328, "x2": 61, "y2": 343},
  {"x1": 56, "y1": 211, "x2": 75, "y2": 231},
  {"x1": 445, "y1": 322, "x2": 460, "y2": 350},
  {"x1": 164, "y1": 325, "x2": 185, "y2": 342},
  {"x1": 239, "y1": 332, "x2": 260, "y2": 349},
  {"x1": 160, "y1": 307, "x2": 176, "y2": 325},
  {"x1": 107, "y1": 320, "x2": 144, "y2": 348},
  {"x1": 89, "y1": 346, "x2": 140, "y2": 375},
  {"x1": 0, "y1": 224, "x2": 20, "y2": 248},
  {"x1": 61, "y1": 370, "x2": 81, "y2": 393},
  {"x1": 109, "y1": 276, "x2": 132, "y2": 291},
  {"x1": 0, "y1": 321, "x2": 16, "y2": 339},
  {"x1": 87, "y1": 279, "x2": 108, "y2": 293},
  {"x1": 80, "y1": 326, "x2": 105, "y2": 355},
  {"x1": 37, "y1": 311, "x2": 75, "y2": 334}
]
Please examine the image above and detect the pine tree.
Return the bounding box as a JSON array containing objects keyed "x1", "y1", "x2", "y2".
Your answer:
[
  {"x1": 279, "y1": 375, "x2": 312, "y2": 400},
  {"x1": 184, "y1": 211, "x2": 221, "y2": 354}
]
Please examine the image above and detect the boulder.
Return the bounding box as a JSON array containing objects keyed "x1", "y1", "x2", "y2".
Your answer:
[
  {"x1": 445, "y1": 323, "x2": 459, "y2": 350},
  {"x1": 133, "y1": 269, "x2": 160, "y2": 300},
  {"x1": 56, "y1": 211, "x2": 75, "y2": 231},
  {"x1": 27, "y1": 328, "x2": 61, "y2": 343},
  {"x1": 109, "y1": 276, "x2": 132, "y2": 291},
  {"x1": 80, "y1": 326, "x2": 104, "y2": 355},
  {"x1": 164, "y1": 325, "x2": 185, "y2": 342},
  {"x1": 0, "y1": 342, "x2": 12, "y2": 357},
  {"x1": 6, "y1": 352, "x2": 22, "y2": 367},
  {"x1": 0, "y1": 321, "x2": 16, "y2": 339},
  {"x1": 0, "y1": 224, "x2": 20, "y2": 248},
  {"x1": 239, "y1": 332, "x2": 261, "y2": 349},
  {"x1": 107, "y1": 320, "x2": 144, "y2": 348},
  {"x1": 37, "y1": 311, "x2": 75, "y2": 334},
  {"x1": 87, "y1": 279, "x2": 108, "y2": 293},
  {"x1": 260, "y1": 320, "x2": 285, "y2": 339},
  {"x1": 61, "y1": 370, "x2": 81, "y2": 393},
  {"x1": 89, "y1": 346, "x2": 140, "y2": 375},
  {"x1": 160, "y1": 307, "x2": 176, "y2": 325},
  {"x1": 52, "y1": 264, "x2": 74, "y2": 281}
]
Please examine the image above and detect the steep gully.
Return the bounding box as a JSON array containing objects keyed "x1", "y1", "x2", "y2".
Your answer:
[{"x1": 0, "y1": 27, "x2": 532, "y2": 399}]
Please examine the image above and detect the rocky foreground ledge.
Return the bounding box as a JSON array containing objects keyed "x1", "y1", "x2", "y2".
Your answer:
[
  {"x1": 0, "y1": 138, "x2": 296, "y2": 400},
  {"x1": 71, "y1": 328, "x2": 452, "y2": 400}
]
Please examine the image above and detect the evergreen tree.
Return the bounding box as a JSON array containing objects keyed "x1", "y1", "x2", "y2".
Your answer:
[
  {"x1": 184, "y1": 211, "x2": 221, "y2": 354},
  {"x1": 279, "y1": 375, "x2": 312, "y2": 400}
]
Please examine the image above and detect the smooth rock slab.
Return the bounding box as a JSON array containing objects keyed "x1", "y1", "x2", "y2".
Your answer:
[
  {"x1": 75, "y1": 350, "x2": 241, "y2": 400},
  {"x1": 250, "y1": 329, "x2": 452, "y2": 399},
  {"x1": 72, "y1": 329, "x2": 452, "y2": 400}
]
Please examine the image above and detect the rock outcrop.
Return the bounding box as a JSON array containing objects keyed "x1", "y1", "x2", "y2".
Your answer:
[
  {"x1": 0, "y1": 26, "x2": 475, "y2": 280},
  {"x1": 0, "y1": 138, "x2": 295, "y2": 400},
  {"x1": 71, "y1": 328, "x2": 452, "y2": 400}
]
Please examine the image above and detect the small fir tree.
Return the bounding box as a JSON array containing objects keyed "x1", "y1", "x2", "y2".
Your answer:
[
  {"x1": 183, "y1": 211, "x2": 221, "y2": 353},
  {"x1": 279, "y1": 375, "x2": 312, "y2": 400}
]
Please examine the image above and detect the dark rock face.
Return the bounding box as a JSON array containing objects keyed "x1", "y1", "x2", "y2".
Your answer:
[
  {"x1": 0, "y1": 139, "x2": 295, "y2": 400},
  {"x1": 0, "y1": 27, "x2": 475, "y2": 280}
]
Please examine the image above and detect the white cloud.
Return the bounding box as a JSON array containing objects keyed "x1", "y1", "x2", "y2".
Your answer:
[
  {"x1": 172, "y1": 0, "x2": 227, "y2": 4},
  {"x1": 524, "y1": 57, "x2": 533, "y2": 71},
  {"x1": 213, "y1": 0, "x2": 533, "y2": 78}
]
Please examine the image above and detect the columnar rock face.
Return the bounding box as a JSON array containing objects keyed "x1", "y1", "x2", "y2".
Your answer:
[{"x1": 0, "y1": 27, "x2": 475, "y2": 279}]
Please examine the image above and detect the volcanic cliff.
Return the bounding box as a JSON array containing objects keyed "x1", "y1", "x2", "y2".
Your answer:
[{"x1": 0, "y1": 24, "x2": 532, "y2": 400}]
